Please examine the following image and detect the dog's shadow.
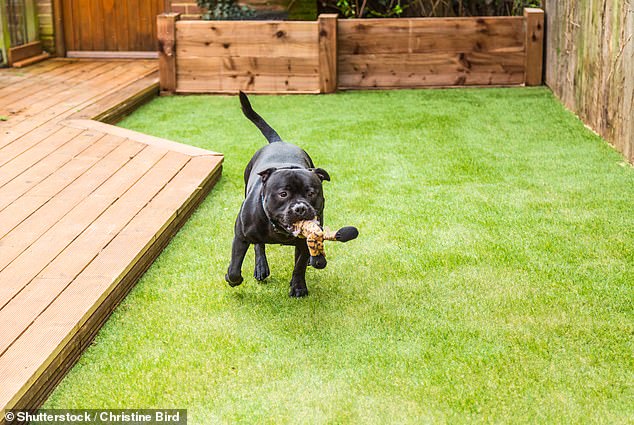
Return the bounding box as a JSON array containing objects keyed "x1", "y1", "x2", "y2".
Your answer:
[
  {"x1": 224, "y1": 272, "x2": 346, "y2": 316},
  {"x1": 228, "y1": 276, "x2": 321, "y2": 301}
]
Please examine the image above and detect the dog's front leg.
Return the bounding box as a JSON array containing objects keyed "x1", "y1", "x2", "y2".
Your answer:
[
  {"x1": 289, "y1": 242, "x2": 310, "y2": 297},
  {"x1": 226, "y1": 236, "x2": 249, "y2": 287},
  {"x1": 254, "y1": 243, "x2": 270, "y2": 281}
]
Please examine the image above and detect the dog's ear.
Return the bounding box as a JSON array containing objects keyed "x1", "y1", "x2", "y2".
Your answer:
[
  {"x1": 309, "y1": 168, "x2": 330, "y2": 182},
  {"x1": 258, "y1": 167, "x2": 277, "y2": 184}
]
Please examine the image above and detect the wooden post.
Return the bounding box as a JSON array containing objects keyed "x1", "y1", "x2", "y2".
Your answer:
[
  {"x1": 52, "y1": 0, "x2": 66, "y2": 57},
  {"x1": 524, "y1": 8, "x2": 544, "y2": 86},
  {"x1": 318, "y1": 14, "x2": 338, "y2": 93},
  {"x1": 157, "y1": 13, "x2": 180, "y2": 95}
]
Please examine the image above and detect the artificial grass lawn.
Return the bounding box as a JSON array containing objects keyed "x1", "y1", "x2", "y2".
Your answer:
[{"x1": 43, "y1": 88, "x2": 633, "y2": 423}]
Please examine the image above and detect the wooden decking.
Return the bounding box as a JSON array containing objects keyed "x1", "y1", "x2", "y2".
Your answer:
[{"x1": 0, "y1": 59, "x2": 223, "y2": 416}]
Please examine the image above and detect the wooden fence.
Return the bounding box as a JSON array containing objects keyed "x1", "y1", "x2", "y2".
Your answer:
[
  {"x1": 544, "y1": 0, "x2": 633, "y2": 164},
  {"x1": 158, "y1": 9, "x2": 544, "y2": 94}
]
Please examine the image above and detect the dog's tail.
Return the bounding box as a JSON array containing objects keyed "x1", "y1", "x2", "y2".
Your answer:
[{"x1": 239, "y1": 91, "x2": 282, "y2": 144}]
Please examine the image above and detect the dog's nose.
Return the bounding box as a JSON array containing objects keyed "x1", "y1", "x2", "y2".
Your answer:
[{"x1": 292, "y1": 203, "x2": 307, "y2": 216}]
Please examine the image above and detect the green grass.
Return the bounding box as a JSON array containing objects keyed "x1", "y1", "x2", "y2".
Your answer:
[{"x1": 43, "y1": 88, "x2": 633, "y2": 423}]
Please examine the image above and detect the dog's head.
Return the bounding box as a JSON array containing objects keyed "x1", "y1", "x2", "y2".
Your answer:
[{"x1": 259, "y1": 167, "x2": 330, "y2": 234}]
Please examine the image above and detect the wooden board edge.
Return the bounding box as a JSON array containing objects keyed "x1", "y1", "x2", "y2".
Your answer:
[
  {"x1": 66, "y1": 51, "x2": 159, "y2": 59},
  {"x1": 8, "y1": 41, "x2": 44, "y2": 65},
  {"x1": 175, "y1": 19, "x2": 317, "y2": 28},
  {"x1": 0, "y1": 164, "x2": 222, "y2": 417},
  {"x1": 92, "y1": 82, "x2": 160, "y2": 124},
  {"x1": 60, "y1": 120, "x2": 223, "y2": 157},
  {"x1": 11, "y1": 53, "x2": 51, "y2": 69},
  {"x1": 67, "y1": 73, "x2": 159, "y2": 124},
  {"x1": 173, "y1": 89, "x2": 321, "y2": 95},
  {"x1": 337, "y1": 84, "x2": 525, "y2": 91},
  {"x1": 336, "y1": 15, "x2": 525, "y2": 25}
]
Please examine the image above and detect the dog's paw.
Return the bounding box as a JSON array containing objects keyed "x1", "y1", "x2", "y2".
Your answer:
[
  {"x1": 309, "y1": 255, "x2": 327, "y2": 269},
  {"x1": 254, "y1": 259, "x2": 270, "y2": 282},
  {"x1": 289, "y1": 285, "x2": 308, "y2": 298},
  {"x1": 225, "y1": 273, "x2": 243, "y2": 287}
]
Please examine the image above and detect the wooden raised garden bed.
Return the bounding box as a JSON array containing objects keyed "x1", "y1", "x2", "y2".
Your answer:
[{"x1": 158, "y1": 8, "x2": 544, "y2": 94}]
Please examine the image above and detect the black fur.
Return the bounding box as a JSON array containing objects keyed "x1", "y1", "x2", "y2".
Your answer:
[
  {"x1": 239, "y1": 91, "x2": 282, "y2": 144},
  {"x1": 226, "y1": 92, "x2": 330, "y2": 297}
]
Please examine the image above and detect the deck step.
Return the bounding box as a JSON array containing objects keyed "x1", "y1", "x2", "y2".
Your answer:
[
  {"x1": 12, "y1": 52, "x2": 51, "y2": 68},
  {"x1": 69, "y1": 71, "x2": 160, "y2": 124}
]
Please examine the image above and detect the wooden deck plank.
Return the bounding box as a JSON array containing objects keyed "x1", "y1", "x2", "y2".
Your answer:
[
  {"x1": 78, "y1": 156, "x2": 222, "y2": 280},
  {"x1": 0, "y1": 114, "x2": 81, "y2": 151},
  {"x1": 0, "y1": 125, "x2": 82, "y2": 172},
  {"x1": 0, "y1": 74, "x2": 25, "y2": 89},
  {"x1": 0, "y1": 60, "x2": 117, "y2": 111},
  {"x1": 16, "y1": 69, "x2": 154, "y2": 131},
  {"x1": 17, "y1": 149, "x2": 190, "y2": 287},
  {"x1": 69, "y1": 72, "x2": 160, "y2": 123},
  {"x1": 23, "y1": 162, "x2": 223, "y2": 420},
  {"x1": 0, "y1": 150, "x2": 190, "y2": 355},
  {"x1": 0, "y1": 59, "x2": 73, "y2": 92},
  {"x1": 64, "y1": 119, "x2": 222, "y2": 157},
  {"x1": 0, "y1": 63, "x2": 109, "y2": 120},
  {"x1": 0, "y1": 62, "x2": 135, "y2": 114},
  {"x1": 0, "y1": 135, "x2": 132, "y2": 301},
  {"x1": 0, "y1": 58, "x2": 224, "y2": 418},
  {"x1": 0, "y1": 118, "x2": 84, "y2": 155},
  {"x1": 0, "y1": 144, "x2": 168, "y2": 273},
  {"x1": 0, "y1": 155, "x2": 222, "y2": 411},
  {"x1": 0, "y1": 128, "x2": 97, "y2": 208},
  {"x1": 0, "y1": 131, "x2": 115, "y2": 240},
  {"x1": 1, "y1": 61, "x2": 154, "y2": 131},
  {"x1": 0, "y1": 61, "x2": 157, "y2": 143},
  {"x1": 0, "y1": 61, "x2": 106, "y2": 110}
]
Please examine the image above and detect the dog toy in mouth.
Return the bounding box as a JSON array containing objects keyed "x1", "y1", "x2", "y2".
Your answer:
[{"x1": 291, "y1": 219, "x2": 358, "y2": 269}]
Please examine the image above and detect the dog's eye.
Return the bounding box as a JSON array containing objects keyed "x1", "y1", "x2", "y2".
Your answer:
[
  {"x1": 307, "y1": 190, "x2": 315, "y2": 197},
  {"x1": 279, "y1": 191, "x2": 288, "y2": 198}
]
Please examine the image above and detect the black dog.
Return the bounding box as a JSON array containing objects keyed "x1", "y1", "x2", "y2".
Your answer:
[{"x1": 226, "y1": 92, "x2": 330, "y2": 297}]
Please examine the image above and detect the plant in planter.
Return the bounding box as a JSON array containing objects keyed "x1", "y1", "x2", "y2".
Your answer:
[
  {"x1": 197, "y1": 0, "x2": 256, "y2": 20},
  {"x1": 321, "y1": 0, "x2": 542, "y2": 18}
]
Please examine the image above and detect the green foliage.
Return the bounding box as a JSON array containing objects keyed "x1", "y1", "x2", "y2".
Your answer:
[
  {"x1": 287, "y1": 0, "x2": 318, "y2": 20},
  {"x1": 196, "y1": 0, "x2": 255, "y2": 20},
  {"x1": 44, "y1": 88, "x2": 634, "y2": 423},
  {"x1": 326, "y1": 0, "x2": 542, "y2": 18},
  {"x1": 336, "y1": 0, "x2": 404, "y2": 18}
]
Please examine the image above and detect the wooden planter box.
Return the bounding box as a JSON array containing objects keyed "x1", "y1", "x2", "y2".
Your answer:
[{"x1": 158, "y1": 9, "x2": 543, "y2": 94}]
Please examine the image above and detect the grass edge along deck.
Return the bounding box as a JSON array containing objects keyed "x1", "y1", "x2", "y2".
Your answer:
[{"x1": 0, "y1": 60, "x2": 223, "y2": 421}]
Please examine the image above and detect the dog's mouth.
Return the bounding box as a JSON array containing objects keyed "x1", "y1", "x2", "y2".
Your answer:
[
  {"x1": 268, "y1": 219, "x2": 298, "y2": 237},
  {"x1": 274, "y1": 208, "x2": 317, "y2": 235},
  {"x1": 267, "y1": 214, "x2": 296, "y2": 234}
]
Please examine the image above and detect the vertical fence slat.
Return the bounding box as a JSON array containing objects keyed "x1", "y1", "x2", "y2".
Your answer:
[
  {"x1": 53, "y1": 0, "x2": 66, "y2": 57},
  {"x1": 318, "y1": 14, "x2": 338, "y2": 93},
  {"x1": 157, "y1": 12, "x2": 180, "y2": 95},
  {"x1": 524, "y1": 7, "x2": 544, "y2": 86}
]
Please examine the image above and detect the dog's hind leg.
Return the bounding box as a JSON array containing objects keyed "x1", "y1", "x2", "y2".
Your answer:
[
  {"x1": 226, "y1": 236, "x2": 249, "y2": 287},
  {"x1": 254, "y1": 243, "x2": 270, "y2": 281},
  {"x1": 289, "y1": 242, "x2": 310, "y2": 297}
]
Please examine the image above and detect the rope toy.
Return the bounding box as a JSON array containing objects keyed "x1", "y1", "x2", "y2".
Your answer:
[{"x1": 292, "y1": 218, "x2": 358, "y2": 269}]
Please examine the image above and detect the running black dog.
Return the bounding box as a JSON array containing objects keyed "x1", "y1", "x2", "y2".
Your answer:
[{"x1": 225, "y1": 92, "x2": 330, "y2": 297}]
